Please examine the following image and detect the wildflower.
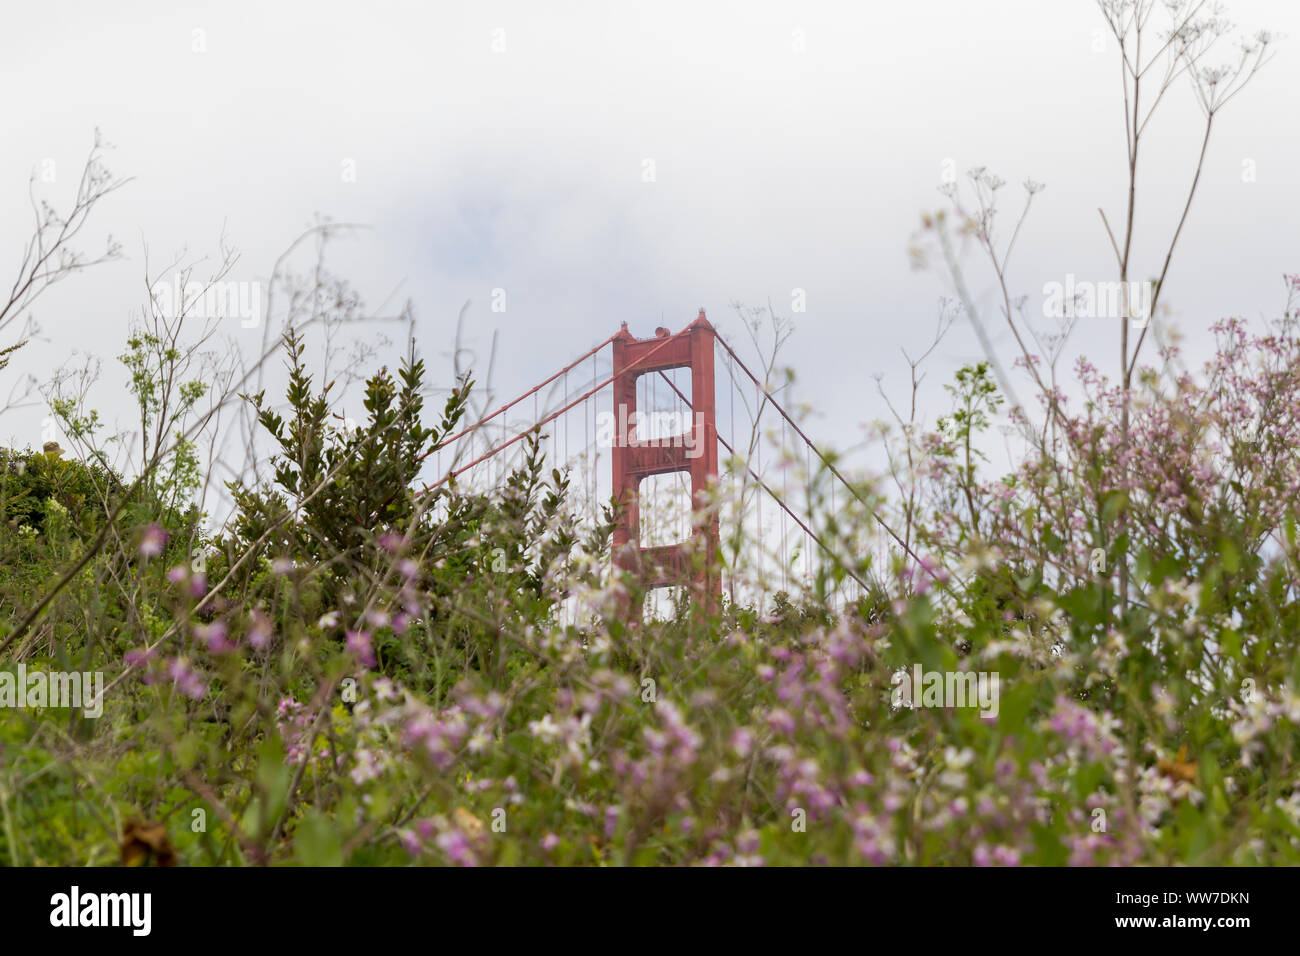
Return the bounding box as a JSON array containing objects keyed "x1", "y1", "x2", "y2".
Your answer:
[
  {"x1": 397, "y1": 829, "x2": 422, "y2": 856},
  {"x1": 247, "y1": 609, "x2": 273, "y2": 650},
  {"x1": 124, "y1": 646, "x2": 157, "y2": 669},
  {"x1": 452, "y1": 807, "x2": 485, "y2": 838},
  {"x1": 345, "y1": 629, "x2": 377, "y2": 668},
  {"x1": 166, "y1": 658, "x2": 206, "y2": 699},
  {"x1": 730, "y1": 727, "x2": 754, "y2": 758},
  {"x1": 436, "y1": 829, "x2": 477, "y2": 866},
  {"x1": 138, "y1": 523, "x2": 168, "y2": 558},
  {"x1": 350, "y1": 748, "x2": 381, "y2": 784},
  {"x1": 766, "y1": 708, "x2": 796, "y2": 736},
  {"x1": 529, "y1": 714, "x2": 561, "y2": 742},
  {"x1": 196, "y1": 621, "x2": 234, "y2": 655}
]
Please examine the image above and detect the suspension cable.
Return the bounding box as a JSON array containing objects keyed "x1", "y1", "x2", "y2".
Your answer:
[
  {"x1": 417, "y1": 330, "x2": 620, "y2": 464},
  {"x1": 419, "y1": 330, "x2": 687, "y2": 496},
  {"x1": 654, "y1": 370, "x2": 870, "y2": 591},
  {"x1": 712, "y1": 333, "x2": 944, "y2": 584}
]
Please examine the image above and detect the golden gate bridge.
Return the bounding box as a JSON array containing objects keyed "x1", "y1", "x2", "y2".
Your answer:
[{"x1": 415, "y1": 310, "x2": 916, "y2": 618}]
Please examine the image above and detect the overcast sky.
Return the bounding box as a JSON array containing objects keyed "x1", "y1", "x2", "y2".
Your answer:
[{"x1": 2, "y1": 0, "x2": 1297, "y2": 494}]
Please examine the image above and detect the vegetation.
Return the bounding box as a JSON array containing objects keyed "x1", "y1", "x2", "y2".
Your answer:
[{"x1": 1, "y1": 2, "x2": 1295, "y2": 866}]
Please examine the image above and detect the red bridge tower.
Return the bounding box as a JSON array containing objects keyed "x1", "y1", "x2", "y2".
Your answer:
[{"x1": 610, "y1": 311, "x2": 720, "y2": 611}]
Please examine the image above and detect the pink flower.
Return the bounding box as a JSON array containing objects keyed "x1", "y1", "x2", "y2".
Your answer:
[
  {"x1": 196, "y1": 621, "x2": 234, "y2": 655},
  {"x1": 166, "y1": 658, "x2": 207, "y2": 699},
  {"x1": 436, "y1": 829, "x2": 477, "y2": 867},
  {"x1": 766, "y1": 708, "x2": 796, "y2": 736},
  {"x1": 138, "y1": 523, "x2": 168, "y2": 558},
  {"x1": 346, "y1": 629, "x2": 376, "y2": 668},
  {"x1": 125, "y1": 646, "x2": 157, "y2": 669},
  {"x1": 398, "y1": 830, "x2": 422, "y2": 856},
  {"x1": 730, "y1": 727, "x2": 754, "y2": 758},
  {"x1": 247, "y1": 609, "x2": 273, "y2": 650}
]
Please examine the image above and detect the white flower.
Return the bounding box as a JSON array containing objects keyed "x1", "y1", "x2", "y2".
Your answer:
[
  {"x1": 349, "y1": 748, "x2": 382, "y2": 784},
  {"x1": 528, "y1": 714, "x2": 560, "y2": 742},
  {"x1": 944, "y1": 746, "x2": 975, "y2": 768}
]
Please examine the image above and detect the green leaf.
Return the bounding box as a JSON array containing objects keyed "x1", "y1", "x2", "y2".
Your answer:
[
  {"x1": 294, "y1": 811, "x2": 343, "y2": 866},
  {"x1": 1218, "y1": 537, "x2": 1240, "y2": 575},
  {"x1": 996, "y1": 682, "x2": 1036, "y2": 733},
  {"x1": 1101, "y1": 490, "x2": 1129, "y2": 525}
]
